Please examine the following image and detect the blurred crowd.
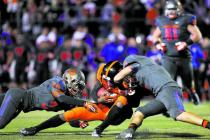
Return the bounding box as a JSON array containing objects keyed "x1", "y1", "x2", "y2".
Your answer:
[{"x1": 1, "y1": 0, "x2": 210, "y2": 101}]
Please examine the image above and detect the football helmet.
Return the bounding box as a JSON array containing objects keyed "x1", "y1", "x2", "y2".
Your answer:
[
  {"x1": 164, "y1": 0, "x2": 182, "y2": 19},
  {"x1": 97, "y1": 61, "x2": 123, "y2": 90},
  {"x1": 63, "y1": 68, "x2": 85, "y2": 96}
]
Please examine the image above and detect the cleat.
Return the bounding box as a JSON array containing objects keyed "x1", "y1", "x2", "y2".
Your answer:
[
  {"x1": 20, "y1": 127, "x2": 38, "y2": 136},
  {"x1": 162, "y1": 112, "x2": 170, "y2": 118},
  {"x1": 92, "y1": 128, "x2": 102, "y2": 137},
  {"x1": 116, "y1": 128, "x2": 134, "y2": 139}
]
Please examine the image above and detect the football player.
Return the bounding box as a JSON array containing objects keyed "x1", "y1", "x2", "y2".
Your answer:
[
  {"x1": 153, "y1": 0, "x2": 202, "y2": 105},
  {"x1": 20, "y1": 61, "x2": 145, "y2": 136},
  {"x1": 115, "y1": 55, "x2": 210, "y2": 139},
  {"x1": 0, "y1": 68, "x2": 96, "y2": 129},
  {"x1": 91, "y1": 61, "x2": 148, "y2": 137}
]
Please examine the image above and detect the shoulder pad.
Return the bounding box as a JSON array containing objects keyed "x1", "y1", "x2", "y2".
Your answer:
[
  {"x1": 185, "y1": 14, "x2": 197, "y2": 25},
  {"x1": 155, "y1": 16, "x2": 164, "y2": 26}
]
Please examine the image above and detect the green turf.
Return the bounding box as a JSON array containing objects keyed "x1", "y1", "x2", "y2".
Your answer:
[{"x1": 0, "y1": 101, "x2": 210, "y2": 140}]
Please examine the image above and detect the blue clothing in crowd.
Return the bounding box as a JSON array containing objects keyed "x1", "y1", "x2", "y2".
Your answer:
[
  {"x1": 100, "y1": 42, "x2": 127, "y2": 63},
  {"x1": 190, "y1": 43, "x2": 204, "y2": 70}
]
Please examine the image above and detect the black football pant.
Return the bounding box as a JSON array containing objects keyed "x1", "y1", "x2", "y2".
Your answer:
[{"x1": 162, "y1": 56, "x2": 194, "y2": 90}]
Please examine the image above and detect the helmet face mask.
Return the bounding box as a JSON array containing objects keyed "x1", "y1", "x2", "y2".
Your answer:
[
  {"x1": 164, "y1": 0, "x2": 182, "y2": 19},
  {"x1": 101, "y1": 74, "x2": 115, "y2": 91},
  {"x1": 123, "y1": 75, "x2": 138, "y2": 89},
  {"x1": 63, "y1": 68, "x2": 85, "y2": 96}
]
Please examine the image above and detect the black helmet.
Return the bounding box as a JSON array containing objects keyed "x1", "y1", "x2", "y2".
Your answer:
[
  {"x1": 98, "y1": 61, "x2": 123, "y2": 90},
  {"x1": 102, "y1": 61, "x2": 122, "y2": 81}
]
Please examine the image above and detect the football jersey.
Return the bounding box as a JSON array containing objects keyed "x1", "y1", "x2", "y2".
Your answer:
[
  {"x1": 156, "y1": 14, "x2": 197, "y2": 58},
  {"x1": 123, "y1": 55, "x2": 179, "y2": 95},
  {"x1": 26, "y1": 76, "x2": 73, "y2": 111}
]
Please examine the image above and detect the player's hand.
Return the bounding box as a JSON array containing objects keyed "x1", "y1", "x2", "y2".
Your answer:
[
  {"x1": 191, "y1": 93, "x2": 200, "y2": 105},
  {"x1": 84, "y1": 102, "x2": 97, "y2": 112},
  {"x1": 79, "y1": 121, "x2": 89, "y2": 129},
  {"x1": 175, "y1": 42, "x2": 187, "y2": 51},
  {"x1": 156, "y1": 43, "x2": 166, "y2": 52},
  {"x1": 98, "y1": 94, "x2": 117, "y2": 103}
]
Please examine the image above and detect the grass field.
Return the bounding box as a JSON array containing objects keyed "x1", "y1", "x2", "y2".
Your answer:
[{"x1": 0, "y1": 101, "x2": 210, "y2": 140}]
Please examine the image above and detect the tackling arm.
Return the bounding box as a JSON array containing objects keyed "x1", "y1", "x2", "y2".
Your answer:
[{"x1": 114, "y1": 66, "x2": 133, "y2": 83}]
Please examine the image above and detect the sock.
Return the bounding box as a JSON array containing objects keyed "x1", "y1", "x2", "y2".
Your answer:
[
  {"x1": 96, "y1": 105, "x2": 122, "y2": 132},
  {"x1": 128, "y1": 123, "x2": 138, "y2": 131},
  {"x1": 35, "y1": 115, "x2": 65, "y2": 132},
  {"x1": 69, "y1": 120, "x2": 80, "y2": 128},
  {"x1": 202, "y1": 119, "x2": 210, "y2": 129}
]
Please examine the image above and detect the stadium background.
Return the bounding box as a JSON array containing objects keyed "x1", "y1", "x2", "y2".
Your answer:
[{"x1": 1, "y1": 0, "x2": 210, "y2": 139}]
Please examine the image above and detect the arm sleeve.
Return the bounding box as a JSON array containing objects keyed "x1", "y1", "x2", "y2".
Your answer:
[
  {"x1": 56, "y1": 95, "x2": 85, "y2": 107},
  {"x1": 90, "y1": 80, "x2": 102, "y2": 103},
  {"x1": 50, "y1": 80, "x2": 86, "y2": 106}
]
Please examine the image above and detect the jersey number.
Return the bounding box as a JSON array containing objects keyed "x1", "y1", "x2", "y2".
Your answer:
[{"x1": 164, "y1": 25, "x2": 179, "y2": 40}]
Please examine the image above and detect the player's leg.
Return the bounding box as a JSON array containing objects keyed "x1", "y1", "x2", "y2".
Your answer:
[
  {"x1": 157, "y1": 87, "x2": 210, "y2": 128},
  {"x1": 63, "y1": 106, "x2": 107, "y2": 121},
  {"x1": 178, "y1": 58, "x2": 200, "y2": 105},
  {"x1": 162, "y1": 56, "x2": 177, "y2": 79},
  {"x1": 0, "y1": 93, "x2": 5, "y2": 106},
  {"x1": 116, "y1": 99, "x2": 167, "y2": 139},
  {"x1": 0, "y1": 88, "x2": 25, "y2": 128},
  {"x1": 20, "y1": 114, "x2": 65, "y2": 136},
  {"x1": 92, "y1": 96, "x2": 128, "y2": 137},
  {"x1": 20, "y1": 105, "x2": 108, "y2": 136},
  {"x1": 110, "y1": 105, "x2": 133, "y2": 125}
]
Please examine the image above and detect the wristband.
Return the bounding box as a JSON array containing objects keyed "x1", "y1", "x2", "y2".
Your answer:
[{"x1": 186, "y1": 38, "x2": 194, "y2": 45}]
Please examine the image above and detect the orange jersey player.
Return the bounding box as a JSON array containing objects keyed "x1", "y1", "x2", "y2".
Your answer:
[{"x1": 20, "y1": 61, "x2": 146, "y2": 136}]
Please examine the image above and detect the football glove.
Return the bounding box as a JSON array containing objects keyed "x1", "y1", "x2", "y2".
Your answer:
[
  {"x1": 156, "y1": 42, "x2": 166, "y2": 52},
  {"x1": 79, "y1": 121, "x2": 89, "y2": 129},
  {"x1": 84, "y1": 102, "x2": 97, "y2": 112},
  {"x1": 175, "y1": 42, "x2": 187, "y2": 51}
]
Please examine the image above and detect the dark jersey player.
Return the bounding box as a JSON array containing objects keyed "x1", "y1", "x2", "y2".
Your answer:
[
  {"x1": 153, "y1": 0, "x2": 202, "y2": 105},
  {"x1": 0, "y1": 68, "x2": 96, "y2": 129},
  {"x1": 115, "y1": 55, "x2": 210, "y2": 139},
  {"x1": 19, "y1": 61, "x2": 146, "y2": 137}
]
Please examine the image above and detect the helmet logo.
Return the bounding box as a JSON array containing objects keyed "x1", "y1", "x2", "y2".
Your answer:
[{"x1": 68, "y1": 69, "x2": 77, "y2": 75}]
